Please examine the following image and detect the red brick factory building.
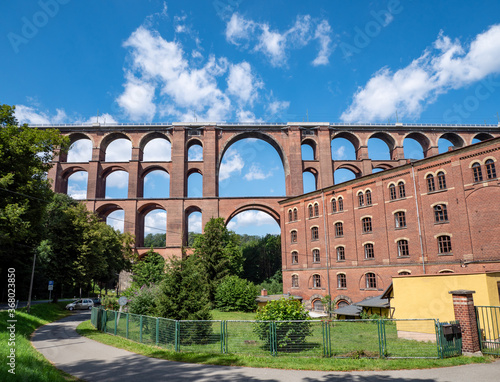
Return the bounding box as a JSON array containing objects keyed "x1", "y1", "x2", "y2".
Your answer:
[{"x1": 279, "y1": 136, "x2": 500, "y2": 311}]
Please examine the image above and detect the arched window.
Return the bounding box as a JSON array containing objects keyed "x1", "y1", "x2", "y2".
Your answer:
[
  {"x1": 362, "y1": 217, "x2": 372, "y2": 233},
  {"x1": 438, "y1": 235, "x2": 452, "y2": 254},
  {"x1": 288, "y1": 209, "x2": 293, "y2": 222},
  {"x1": 437, "y1": 171, "x2": 446, "y2": 190},
  {"x1": 337, "y1": 274, "x2": 346, "y2": 288},
  {"x1": 312, "y1": 299, "x2": 324, "y2": 312},
  {"x1": 358, "y1": 192, "x2": 364, "y2": 207},
  {"x1": 397, "y1": 239, "x2": 409, "y2": 257},
  {"x1": 389, "y1": 184, "x2": 397, "y2": 200},
  {"x1": 395, "y1": 211, "x2": 406, "y2": 228},
  {"x1": 308, "y1": 204, "x2": 314, "y2": 218},
  {"x1": 312, "y1": 249, "x2": 320, "y2": 263},
  {"x1": 336, "y1": 246, "x2": 345, "y2": 261},
  {"x1": 293, "y1": 208, "x2": 298, "y2": 221},
  {"x1": 311, "y1": 227, "x2": 319, "y2": 241},
  {"x1": 426, "y1": 174, "x2": 435, "y2": 192},
  {"x1": 335, "y1": 222, "x2": 343, "y2": 237},
  {"x1": 331, "y1": 198, "x2": 337, "y2": 213},
  {"x1": 398, "y1": 181, "x2": 406, "y2": 198},
  {"x1": 472, "y1": 162, "x2": 483, "y2": 182},
  {"x1": 365, "y1": 190, "x2": 372, "y2": 205},
  {"x1": 486, "y1": 159, "x2": 497, "y2": 179},
  {"x1": 314, "y1": 202, "x2": 319, "y2": 217},
  {"x1": 291, "y1": 251, "x2": 298, "y2": 264},
  {"x1": 398, "y1": 271, "x2": 411, "y2": 276},
  {"x1": 291, "y1": 275, "x2": 299, "y2": 288},
  {"x1": 313, "y1": 274, "x2": 321, "y2": 288},
  {"x1": 338, "y1": 197, "x2": 344, "y2": 211},
  {"x1": 291, "y1": 230, "x2": 298, "y2": 243},
  {"x1": 434, "y1": 204, "x2": 448, "y2": 223},
  {"x1": 365, "y1": 272, "x2": 377, "y2": 289},
  {"x1": 364, "y1": 243, "x2": 374, "y2": 259}
]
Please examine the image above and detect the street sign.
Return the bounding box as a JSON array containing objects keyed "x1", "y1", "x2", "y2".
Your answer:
[
  {"x1": 48, "y1": 281, "x2": 54, "y2": 291},
  {"x1": 118, "y1": 296, "x2": 127, "y2": 306}
]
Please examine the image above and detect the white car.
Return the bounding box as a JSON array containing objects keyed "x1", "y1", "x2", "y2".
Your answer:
[{"x1": 65, "y1": 298, "x2": 94, "y2": 311}]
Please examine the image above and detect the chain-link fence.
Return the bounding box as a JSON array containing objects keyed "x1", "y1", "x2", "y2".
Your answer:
[{"x1": 91, "y1": 308, "x2": 455, "y2": 359}]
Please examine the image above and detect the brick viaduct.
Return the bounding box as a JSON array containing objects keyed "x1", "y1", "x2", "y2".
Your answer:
[{"x1": 42, "y1": 121, "x2": 499, "y2": 258}]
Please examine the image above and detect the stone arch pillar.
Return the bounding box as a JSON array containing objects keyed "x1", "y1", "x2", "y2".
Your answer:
[
  {"x1": 317, "y1": 126, "x2": 334, "y2": 188},
  {"x1": 170, "y1": 126, "x2": 187, "y2": 198}
]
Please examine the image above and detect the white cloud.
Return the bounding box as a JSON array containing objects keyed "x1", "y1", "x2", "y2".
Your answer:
[
  {"x1": 188, "y1": 213, "x2": 202, "y2": 233},
  {"x1": 117, "y1": 73, "x2": 157, "y2": 121},
  {"x1": 236, "y1": 109, "x2": 263, "y2": 122},
  {"x1": 341, "y1": 24, "x2": 500, "y2": 123},
  {"x1": 188, "y1": 144, "x2": 203, "y2": 161},
  {"x1": 83, "y1": 113, "x2": 118, "y2": 125},
  {"x1": 244, "y1": 164, "x2": 272, "y2": 180},
  {"x1": 219, "y1": 149, "x2": 244, "y2": 181},
  {"x1": 267, "y1": 100, "x2": 290, "y2": 115},
  {"x1": 105, "y1": 139, "x2": 132, "y2": 162},
  {"x1": 144, "y1": 209, "x2": 167, "y2": 236},
  {"x1": 106, "y1": 171, "x2": 129, "y2": 189},
  {"x1": 332, "y1": 145, "x2": 346, "y2": 160},
  {"x1": 15, "y1": 105, "x2": 67, "y2": 125},
  {"x1": 226, "y1": 13, "x2": 333, "y2": 67},
  {"x1": 227, "y1": 210, "x2": 276, "y2": 230},
  {"x1": 67, "y1": 139, "x2": 92, "y2": 162},
  {"x1": 67, "y1": 171, "x2": 88, "y2": 199},
  {"x1": 107, "y1": 210, "x2": 125, "y2": 232},
  {"x1": 227, "y1": 62, "x2": 263, "y2": 105},
  {"x1": 143, "y1": 138, "x2": 172, "y2": 161}
]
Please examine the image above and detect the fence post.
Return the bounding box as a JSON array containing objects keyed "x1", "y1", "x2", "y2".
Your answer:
[
  {"x1": 435, "y1": 319, "x2": 443, "y2": 359},
  {"x1": 139, "y1": 315, "x2": 143, "y2": 343},
  {"x1": 114, "y1": 311, "x2": 117, "y2": 335},
  {"x1": 269, "y1": 322, "x2": 277, "y2": 356},
  {"x1": 174, "y1": 321, "x2": 180, "y2": 352},
  {"x1": 156, "y1": 317, "x2": 159, "y2": 346},
  {"x1": 449, "y1": 290, "x2": 481, "y2": 354},
  {"x1": 126, "y1": 313, "x2": 129, "y2": 339}
]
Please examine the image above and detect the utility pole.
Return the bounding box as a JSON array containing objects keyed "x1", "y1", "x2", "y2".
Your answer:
[{"x1": 26, "y1": 252, "x2": 37, "y2": 314}]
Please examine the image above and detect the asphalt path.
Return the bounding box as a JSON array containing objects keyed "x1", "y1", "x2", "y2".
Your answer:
[{"x1": 31, "y1": 311, "x2": 500, "y2": 382}]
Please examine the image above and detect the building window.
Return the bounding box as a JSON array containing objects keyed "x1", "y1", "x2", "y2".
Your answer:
[
  {"x1": 364, "y1": 243, "x2": 374, "y2": 259},
  {"x1": 365, "y1": 190, "x2": 372, "y2": 205},
  {"x1": 337, "y1": 274, "x2": 346, "y2": 288},
  {"x1": 472, "y1": 162, "x2": 483, "y2": 182},
  {"x1": 358, "y1": 192, "x2": 364, "y2": 207},
  {"x1": 335, "y1": 222, "x2": 343, "y2": 237},
  {"x1": 288, "y1": 209, "x2": 293, "y2": 222},
  {"x1": 362, "y1": 217, "x2": 372, "y2": 233},
  {"x1": 398, "y1": 271, "x2": 411, "y2": 276},
  {"x1": 389, "y1": 184, "x2": 397, "y2": 200},
  {"x1": 331, "y1": 198, "x2": 337, "y2": 213},
  {"x1": 438, "y1": 235, "x2": 452, "y2": 254},
  {"x1": 437, "y1": 171, "x2": 446, "y2": 190},
  {"x1": 434, "y1": 204, "x2": 448, "y2": 223},
  {"x1": 398, "y1": 181, "x2": 406, "y2": 198},
  {"x1": 338, "y1": 197, "x2": 344, "y2": 211},
  {"x1": 365, "y1": 272, "x2": 377, "y2": 289},
  {"x1": 293, "y1": 208, "x2": 298, "y2": 221},
  {"x1": 426, "y1": 174, "x2": 435, "y2": 192},
  {"x1": 336, "y1": 246, "x2": 345, "y2": 261},
  {"x1": 313, "y1": 274, "x2": 321, "y2": 288},
  {"x1": 312, "y1": 249, "x2": 320, "y2": 263},
  {"x1": 292, "y1": 275, "x2": 299, "y2": 288},
  {"x1": 291, "y1": 251, "x2": 298, "y2": 264},
  {"x1": 308, "y1": 204, "x2": 314, "y2": 218},
  {"x1": 291, "y1": 230, "x2": 297, "y2": 243},
  {"x1": 395, "y1": 211, "x2": 406, "y2": 228},
  {"x1": 314, "y1": 203, "x2": 319, "y2": 217},
  {"x1": 397, "y1": 239, "x2": 409, "y2": 257},
  {"x1": 486, "y1": 159, "x2": 497, "y2": 179},
  {"x1": 312, "y1": 299, "x2": 324, "y2": 311},
  {"x1": 311, "y1": 227, "x2": 319, "y2": 241}
]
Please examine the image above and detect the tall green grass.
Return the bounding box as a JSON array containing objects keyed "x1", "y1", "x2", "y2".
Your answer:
[{"x1": 0, "y1": 302, "x2": 77, "y2": 381}]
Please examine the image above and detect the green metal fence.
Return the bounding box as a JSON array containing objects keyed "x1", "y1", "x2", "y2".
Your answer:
[
  {"x1": 91, "y1": 308, "x2": 458, "y2": 359},
  {"x1": 476, "y1": 306, "x2": 500, "y2": 355}
]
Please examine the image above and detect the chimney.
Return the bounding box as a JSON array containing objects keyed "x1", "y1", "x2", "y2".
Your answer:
[{"x1": 261, "y1": 289, "x2": 267, "y2": 296}]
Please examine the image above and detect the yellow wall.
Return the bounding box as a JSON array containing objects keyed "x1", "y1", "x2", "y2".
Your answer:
[{"x1": 391, "y1": 273, "x2": 500, "y2": 336}]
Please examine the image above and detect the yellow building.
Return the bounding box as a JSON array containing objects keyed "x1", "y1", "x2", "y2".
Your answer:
[{"x1": 387, "y1": 271, "x2": 500, "y2": 341}]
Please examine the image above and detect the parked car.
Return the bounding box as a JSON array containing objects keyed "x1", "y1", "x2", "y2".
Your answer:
[
  {"x1": 92, "y1": 298, "x2": 101, "y2": 306},
  {"x1": 65, "y1": 298, "x2": 94, "y2": 311}
]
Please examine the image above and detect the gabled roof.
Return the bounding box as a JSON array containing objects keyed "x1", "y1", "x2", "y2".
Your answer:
[{"x1": 333, "y1": 304, "x2": 363, "y2": 317}]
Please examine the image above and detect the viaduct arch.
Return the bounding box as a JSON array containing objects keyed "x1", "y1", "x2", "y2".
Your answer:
[{"x1": 42, "y1": 121, "x2": 499, "y2": 258}]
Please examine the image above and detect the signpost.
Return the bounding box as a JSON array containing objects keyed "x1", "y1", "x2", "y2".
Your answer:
[
  {"x1": 48, "y1": 281, "x2": 54, "y2": 301},
  {"x1": 117, "y1": 296, "x2": 127, "y2": 322}
]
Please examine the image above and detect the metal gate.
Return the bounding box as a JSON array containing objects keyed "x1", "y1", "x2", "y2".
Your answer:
[
  {"x1": 475, "y1": 306, "x2": 500, "y2": 355},
  {"x1": 436, "y1": 320, "x2": 462, "y2": 358}
]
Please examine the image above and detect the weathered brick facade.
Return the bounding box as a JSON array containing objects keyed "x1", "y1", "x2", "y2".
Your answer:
[{"x1": 280, "y1": 137, "x2": 500, "y2": 309}]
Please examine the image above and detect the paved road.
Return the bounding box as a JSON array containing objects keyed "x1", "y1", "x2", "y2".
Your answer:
[
  {"x1": 31, "y1": 311, "x2": 500, "y2": 382},
  {"x1": 0, "y1": 299, "x2": 73, "y2": 311}
]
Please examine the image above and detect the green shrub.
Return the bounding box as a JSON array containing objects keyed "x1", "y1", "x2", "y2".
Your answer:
[
  {"x1": 256, "y1": 270, "x2": 283, "y2": 295},
  {"x1": 254, "y1": 297, "x2": 312, "y2": 351},
  {"x1": 215, "y1": 275, "x2": 258, "y2": 312},
  {"x1": 102, "y1": 295, "x2": 119, "y2": 310},
  {"x1": 127, "y1": 284, "x2": 161, "y2": 316}
]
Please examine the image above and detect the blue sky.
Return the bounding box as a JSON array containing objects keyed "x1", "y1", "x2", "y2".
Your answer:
[{"x1": 3, "y1": 0, "x2": 500, "y2": 237}]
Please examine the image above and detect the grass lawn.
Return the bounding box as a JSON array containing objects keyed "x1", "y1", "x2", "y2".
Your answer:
[
  {"x1": 78, "y1": 310, "x2": 495, "y2": 371},
  {"x1": 0, "y1": 302, "x2": 78, "y2": 381}
]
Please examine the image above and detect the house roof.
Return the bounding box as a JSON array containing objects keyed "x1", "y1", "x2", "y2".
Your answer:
[
  {"x1": 356, "y1": 295, "x2": 390, "y2": 308},
  {"x1": 255, "y1": 294, "x2": 303, "y2": 303},
  {"x1": 333, "y1": 304, "x2": 363, "y2": 317}
]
